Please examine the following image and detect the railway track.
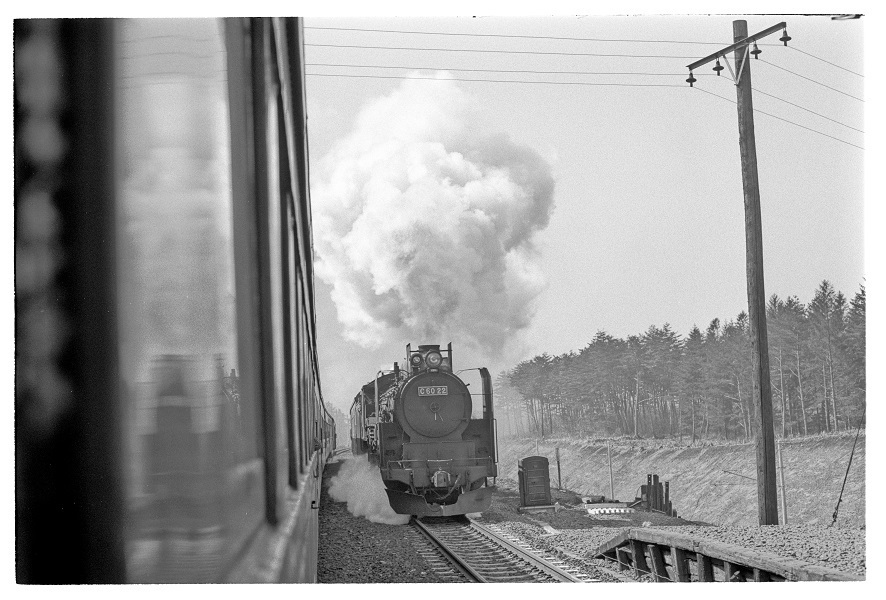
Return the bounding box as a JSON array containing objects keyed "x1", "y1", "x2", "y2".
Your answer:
[
  {"x1": 410, "y1": 516, "x2": 596, "y2": 582},
  {"x1": 595, "y1": 527, "x2": 863, "y2": 582}
]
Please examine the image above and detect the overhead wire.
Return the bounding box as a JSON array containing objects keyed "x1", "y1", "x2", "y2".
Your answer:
[
  {"x1": 307, "y1": 43, "x2": 862, "y2": 100},
  {"x1": 305, "y1": 25, "x2": 731, "y2": 46},
  {"x1": 751, "y1": 86, "x2": 863, "y2": 133},
  {"x1": 305, "y1": 27, "x2": 863, "y2": 146},
  {"x1": 305, "y1": 42, "x2": 698, "y2": 60},
  {"x1": 307, "y1": 61, "x2": 859, "y2": 133},
  {"x1": 693, "y1": 86, "x2": 864, "y2": 150},
  {"x1": 306, "y1": 72, "x2": 686, "y2": 88},
  {"x1": 759, "y1": 59, "x2": 863, "y2": 101},
  {"x1": 306, "y1": 61, "x2": 714, "y2": 77},
  {"x1": 787, "y1": 45, "x2": 863, "y2": 77},
  {"x1": 306, "y1": 25, "x2": 863, "y2": 77}
]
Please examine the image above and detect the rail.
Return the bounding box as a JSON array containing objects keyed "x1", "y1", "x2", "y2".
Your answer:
[
  {"x1": 412, "y1": 516, "x2": 588, "y2": 582},
  {"x1": 594, "y1": 527, "x2": 862, "y2": 582},
  {"x1": 469, "y1": 520, "x2": 585, "y2": 582},
  {"x1": 411, "y1": 518, "x2": 485, "y2": 582}
]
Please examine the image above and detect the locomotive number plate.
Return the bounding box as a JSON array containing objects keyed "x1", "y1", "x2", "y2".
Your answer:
[{"x1": 418, "y1": 386, "x2": 448, "y2": 396}]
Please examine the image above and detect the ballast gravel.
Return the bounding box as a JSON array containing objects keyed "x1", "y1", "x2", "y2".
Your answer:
[
  {"x1": 481, "y1": 477, "x2": 865, "y2": 580},
  {"x1": 318, "y1": 460, "x2": 865, "y2": 582},
  {"x1": 317, "y1": 458, "x2": 450, "y2": 583}
]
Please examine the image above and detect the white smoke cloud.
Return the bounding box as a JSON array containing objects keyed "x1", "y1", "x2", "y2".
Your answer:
[
  {"x1": 312, "y1": 74, "x2": 555, "y2": 354},
  {"x1": 328, "y1": 455, "x2": 411, "y2": 525}
]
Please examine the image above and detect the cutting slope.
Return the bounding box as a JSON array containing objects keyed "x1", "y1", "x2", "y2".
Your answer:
[{"x1": 496, "y1": 432, "x2": 864, "y2": 527}]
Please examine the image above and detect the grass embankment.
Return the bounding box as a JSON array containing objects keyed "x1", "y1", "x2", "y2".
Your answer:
[{"x1": 495, "y1": 432, "x2": 865, "y2": 527}]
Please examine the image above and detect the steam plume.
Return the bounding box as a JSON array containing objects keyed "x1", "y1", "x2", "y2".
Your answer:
[
  {"x1": 312, "y1": 75, "x2": 555, "y2": 353},
  {"x1": 328, "y1": 455, "x2": 410, "y2": 525}
]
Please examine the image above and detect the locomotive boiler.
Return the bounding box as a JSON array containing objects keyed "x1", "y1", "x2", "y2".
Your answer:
[{"x1": 350, "y1": 344, "x2": 498, "y2": 517}]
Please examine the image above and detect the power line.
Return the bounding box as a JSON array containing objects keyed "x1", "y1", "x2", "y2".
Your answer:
[
  {"x1": 693, "y1": 86, "x2": 864, "y2": 150},
  {"x1": 788, "y1": 45, "x2": 863, "y2": 78},
  {"x1": 306, "y1": 25, "x2": 863, "y2": 78},
  {"x1": 308, "y1": 67, "x2": 861, "y2": 137},
  {"x1": 305, "y1": 42, "x2": 698, "y2": 60},
  {"x1": 305, "y1": 25, "x2": 731, "y2": 46},
  {"x1": 310, "y1": 62, "x2": 858, "y2": 132},
  {"x1": 751, "y1": 86, "x2": 863, "y2": 133},
  {"x1": 759, "y1": 59, "x2": 863, "y2": 102},
  {"x1": 306, "y1": 61, "x2": 714, "y2": 77},
  {"x1": 306, "y1": 71, "x2": 686, "y2": 88}
]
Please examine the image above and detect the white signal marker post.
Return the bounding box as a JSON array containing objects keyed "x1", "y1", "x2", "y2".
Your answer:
[{"x1": 687, "y1": 20, "x2": 790, "y2": 526}]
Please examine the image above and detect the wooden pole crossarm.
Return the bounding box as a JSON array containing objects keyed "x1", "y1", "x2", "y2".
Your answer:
[{"x1": 686, "y1": 22, "x2": 786, "y2": 72}]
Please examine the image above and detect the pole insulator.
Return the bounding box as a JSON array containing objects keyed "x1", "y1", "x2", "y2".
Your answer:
[
  {"x1": 779, "y1": 29, "x2": 791, "y2": 46},
  {"x1": 686, "y1": 71, "x2": 696, "y2": 86},
  {"x1": 751, "y1": 42, "x2": 762, "y2": 59},
  {"x1": 713, "y1": 58, "x2": 724, "y2": 75}
]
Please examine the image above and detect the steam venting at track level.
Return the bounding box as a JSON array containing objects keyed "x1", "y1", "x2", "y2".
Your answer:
[{"x1": 328, "y1": 455, "x2": 411, "y2": 525}]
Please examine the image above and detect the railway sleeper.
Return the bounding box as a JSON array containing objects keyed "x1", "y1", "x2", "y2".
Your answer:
[{"x1": 594, "y1": 528, "x2": 861, "y2": 582}]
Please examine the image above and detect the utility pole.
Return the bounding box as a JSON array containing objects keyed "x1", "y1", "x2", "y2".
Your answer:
[{"x1": 686, "y1": 20, "x2": 792, "y2": 526}]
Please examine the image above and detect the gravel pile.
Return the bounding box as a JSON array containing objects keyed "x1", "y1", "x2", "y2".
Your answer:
[{"x1": 658, "y1": 524, "x2": 866, "y2": 577}]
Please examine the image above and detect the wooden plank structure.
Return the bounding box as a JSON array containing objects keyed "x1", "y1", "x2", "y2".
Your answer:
[
  {"x1": 628, "y1": 473, "x2": 677, "y2": 517},
  {"x1": 594, "y1": 528, "x2": 862, "y2": 582}
]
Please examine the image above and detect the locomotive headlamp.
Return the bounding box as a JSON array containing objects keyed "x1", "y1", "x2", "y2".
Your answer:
[
  {"x1": 425, "y1": 351, "x2": 443, "y2": 368},
  {"x1": 410, "y1": 354, "x2": 423, "y2": 368}
]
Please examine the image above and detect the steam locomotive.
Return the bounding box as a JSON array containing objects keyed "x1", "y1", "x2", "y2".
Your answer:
[{"x1": 350, "y1": 344, "x2": 498, "y2": 517}]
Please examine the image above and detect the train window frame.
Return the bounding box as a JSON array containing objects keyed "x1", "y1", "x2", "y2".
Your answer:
[
  {"x1": 273, "y1": 77, "x2": 299, "y2": 491},
  {"x1": 283, "y1": 187, "x2": 300, "y2": 488}
]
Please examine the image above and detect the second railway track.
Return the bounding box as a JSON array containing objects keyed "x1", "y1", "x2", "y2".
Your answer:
[{"x1": 411, "y1": 516, "x2": 596, "y2": 582}]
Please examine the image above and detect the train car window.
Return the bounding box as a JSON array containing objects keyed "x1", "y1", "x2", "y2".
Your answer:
[
  {"x1": 273, "y1": 24, "x2": 306, "y2": 488},
  {"x1": 295, "y1": 269, "x2": 307, "y2": 474},
  {"x1": 284, "y1": 191, "x2": 300, "y2": 487},
  {"x1": 263, "y1": 36, "x2": 291, "y2": 514},
  {"x1": 114, "y1": 18, "x2": 265, "y2": 583},
  {"x1": 301, "y1": 304, "x2": 311, "y2": 467}
]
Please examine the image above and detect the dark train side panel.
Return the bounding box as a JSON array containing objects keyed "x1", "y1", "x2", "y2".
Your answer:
[{"x1": 14, "y1": 17, "x2": 334, "y2": 583}]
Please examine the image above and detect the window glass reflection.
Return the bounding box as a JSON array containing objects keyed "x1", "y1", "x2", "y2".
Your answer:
[{"x1": 115, "y1": 18, "x2": 262, "y2": 583}]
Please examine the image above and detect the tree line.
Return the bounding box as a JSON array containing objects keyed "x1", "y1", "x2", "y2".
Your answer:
[{"x1": 496, "y1": 280, "x2": 865, "y2": 443}]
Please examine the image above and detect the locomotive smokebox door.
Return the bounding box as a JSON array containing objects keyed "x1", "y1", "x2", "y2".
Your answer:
[{"x1": 518, "y1": 456, "x2": 552, "y2": 508}]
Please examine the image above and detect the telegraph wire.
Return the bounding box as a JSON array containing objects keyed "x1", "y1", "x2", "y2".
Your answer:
[
  {"x1": 306, "y1": 42, "x2": 863, "y2": 98},
  {"x1": 693, "y1": 86, "x2": 864, "y2": 150},
  {"x1": 309, "y1": 62, "x2": 858, "y2": 131},
  {"x1": 306, "y1": 26, "x2": 863, "y2": 77},
  {"x1": 305, "y1": 62, "x2": 715, "y2": 77},
  {"x1": 306, "y1": 71, "x2": 686, "y2": 88},
  {"x1": 759, "y1": 59, "x2": 863, "y2": 102},
  {"x1": 751, "y1": 86, "x2": 863, "y2": 133},
  {"x1": 308, "y1": 25, "x2": 862, "y2": 77},
  {"x1": 305, "y1": 42, "x2": 698, "y2": 60},
  {"x1": 305, "y1": 25, "x2": 732, "y2": 46},
  {"x1": 787, "y1": 46, "x2": 863, "y2": 77}
]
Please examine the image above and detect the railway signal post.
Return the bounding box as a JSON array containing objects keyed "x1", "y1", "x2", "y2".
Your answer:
[{"x1": 687, "y1": 20, "x2": 789, "y2": 525}]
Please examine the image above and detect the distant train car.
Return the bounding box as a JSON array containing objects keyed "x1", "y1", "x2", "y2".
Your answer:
[
  {"x1": 350, "y1": 344, "x2": 498, "y2": 517},
  {"x1": 15, "y1": 17, "x2": 335, "y2": 583}
]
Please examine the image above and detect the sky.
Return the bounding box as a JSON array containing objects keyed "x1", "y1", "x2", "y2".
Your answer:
[
  {"x1": 303, "y1": 12, "x2": 866, "y2": 415},
  {"x1": 1, "y1": 4, "x2": 872, "y2": 419}
]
